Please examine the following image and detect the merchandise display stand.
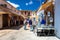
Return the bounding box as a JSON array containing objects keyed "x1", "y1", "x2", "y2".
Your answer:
[{"x1": 34, "y1": 26, "x2": 55, "y2": 36}]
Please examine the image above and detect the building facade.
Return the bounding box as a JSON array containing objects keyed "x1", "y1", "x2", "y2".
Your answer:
[
  {"x1": 20, "y1": 10, "x2": 32, "y2": 19},
  {"x1": 0, "y1": 0, "x2": 24, "y2": 28}
]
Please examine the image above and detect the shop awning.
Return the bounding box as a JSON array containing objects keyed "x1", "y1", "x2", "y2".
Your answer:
[{"x1": 38, "y1": 2, "x2": 53, "y2": 12}]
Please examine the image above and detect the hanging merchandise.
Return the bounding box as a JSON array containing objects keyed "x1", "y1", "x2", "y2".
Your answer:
[
  {"x1": 48, "y1": 12, "x2": 50, "y2": 17},
  {"x1": 49, "y1": 17, "x2": 53, "y2": 22},
  {"x1": 41, "y1": 13, "x2": 43, "y2": 18}
]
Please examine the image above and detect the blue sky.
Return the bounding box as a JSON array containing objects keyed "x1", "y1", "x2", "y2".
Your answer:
[{"x1": 7, "y1": 0, "x2": 45, "y2": 11}]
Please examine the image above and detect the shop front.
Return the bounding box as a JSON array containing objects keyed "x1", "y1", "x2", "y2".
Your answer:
[
  {"x1": 9, "y1": 13, "x2": 21, "y2": 27},
  {"x1": 0, "y1": 11, "x2": 24, "y2": 29},
  {"x1": 0, "y1": 12, "x2": 10, "y2": 28},
  {"x1": 35, "y1": 1, "x2": 55, "y2": 36}
]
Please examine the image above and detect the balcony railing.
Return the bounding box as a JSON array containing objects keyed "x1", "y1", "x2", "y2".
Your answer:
[
  {"x1": 0, "y1": 5, "x2": 20, "y2": 15},
  {"x1": 0, "y1": 6, "x2": 25, "y2": 19},
  {"x1": 0, "y1": 9, "x2": 4, "y2": 12}
]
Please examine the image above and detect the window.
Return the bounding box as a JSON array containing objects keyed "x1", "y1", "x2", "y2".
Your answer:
[
  {"x1": 25, "y1": 11, "x2": 26, "y2": 15},
  {"x1": 28, "y1": 12, "x2": 30, "y2": 16},
  {"x1": 0, "y1": 4, "x2": 7, "y2": 8}
]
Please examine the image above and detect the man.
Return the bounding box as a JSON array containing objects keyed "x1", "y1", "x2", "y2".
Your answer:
[{"x1": 29, "y1": 19, "x2": 33, "y2": 31}]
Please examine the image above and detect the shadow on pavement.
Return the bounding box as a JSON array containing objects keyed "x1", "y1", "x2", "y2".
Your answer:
[{"x1": 0, "y1": 25, "x2": 23, "y2": 30}]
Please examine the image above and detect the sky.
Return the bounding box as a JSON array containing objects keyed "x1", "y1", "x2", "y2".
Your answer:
[{"x1": 6, "y1": 0, "x2": 45, "y2": 11}]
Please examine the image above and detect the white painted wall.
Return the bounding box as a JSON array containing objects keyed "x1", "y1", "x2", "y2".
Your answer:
[{"x1": 55, "y1": 0, "x2": 60, "y2": 38}]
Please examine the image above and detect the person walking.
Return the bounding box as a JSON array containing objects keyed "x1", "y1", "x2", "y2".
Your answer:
[
  {"x1": 41, "y1": 19, "x2": 46, "y2": 27},
  {"x1": 24, "y1": 19, "x2": 27, "y2": 30},
  {"x1": 29, "y1": 19, "x2": 33, "y2": 31},
  {"x1": 32, "y1": 18, "x2": 37, "y2": 31}
]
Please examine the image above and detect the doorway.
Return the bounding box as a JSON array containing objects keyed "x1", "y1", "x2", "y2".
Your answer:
[{"x1": 3, "y1": 14, "x2": 8, "y2": 28}]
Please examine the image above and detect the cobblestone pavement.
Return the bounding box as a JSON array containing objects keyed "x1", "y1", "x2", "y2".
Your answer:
[{"x1": 0, "y1": 27, "x2": 60, "y2": 40}]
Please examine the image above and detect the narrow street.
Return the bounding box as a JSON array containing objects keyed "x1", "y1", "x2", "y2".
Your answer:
[
  {"x1": 0, "y1": 0, "x2": 60, "y2": 40},
  {"x1": 0, "y1": 26, "x2": 59, "y2": 40}
]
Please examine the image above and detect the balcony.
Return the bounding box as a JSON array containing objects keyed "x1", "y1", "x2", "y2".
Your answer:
[
  {"x1": 0, "y1": 5, "x2": 25, "y2": 19},
  {"x1": 0, "y1": 5, "x2": 20, "y2": 16},
  {"x1": 0, "y1": 9, "x2": 4, "y2": 12}
]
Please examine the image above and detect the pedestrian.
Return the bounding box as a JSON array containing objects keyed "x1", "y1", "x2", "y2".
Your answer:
[
  {"x1": 26, "y1": 18, "x2": 29, "y2": 24},
  {"x1": 29, "y1": 19, "x2": 33, "y2": 31},
  {"x1": 41, "y1": 19, "x2": 46, "y2": 27},
  {"x1": 32, "y1": 18, "x2": 37, "y2": 31},
  {"x1": 26, "y1": 18, "x2": 30, "y2": 28},
  {"x1": 24, "y1": 18, "x2": 27, "y2": 30},
  {"x1": 37, "y1": 18, "x2": 41, "y2": 27}
]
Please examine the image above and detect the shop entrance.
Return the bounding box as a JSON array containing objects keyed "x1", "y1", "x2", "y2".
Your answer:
[{"x1": 3, "y1": 14, "x2": 8, "y2": 28}]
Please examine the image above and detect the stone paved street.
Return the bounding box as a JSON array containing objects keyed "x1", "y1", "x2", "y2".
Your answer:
[{"x1": 0, "y1": 26, "x2": 59, "y2": 40}]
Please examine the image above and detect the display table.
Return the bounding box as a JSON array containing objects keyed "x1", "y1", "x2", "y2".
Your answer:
[{"x1": 34, "y1": 27, "x2": 55, "y2": 36}]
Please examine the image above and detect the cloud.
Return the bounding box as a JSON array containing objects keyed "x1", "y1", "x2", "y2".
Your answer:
[
  {"x1": 7, "y1": 1, "x2": 20, "y2": 8},
  {"x1": 19, "y1": 9, "x2": 22, "y2": 10},
  {"x1": 26, "y1": 3, "x2": 28, "y2": 6},
  {"x1": 25, "y1": 1, "x2": 33, "y2": 6},
  {"x1": 29, "y1": 1, "x2": 33, "y2": 5}
]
